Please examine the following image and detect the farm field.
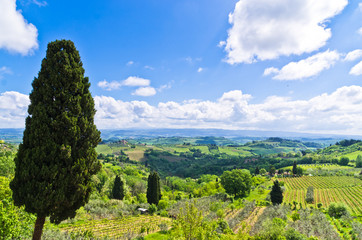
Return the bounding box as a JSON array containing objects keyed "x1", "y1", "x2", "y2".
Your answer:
[
  {"x1": 282, "y1": 176, "x2": 362, "y2": 215},
  {"x1": 59, "y1": 215, "x2": 171, "y2": 239}
]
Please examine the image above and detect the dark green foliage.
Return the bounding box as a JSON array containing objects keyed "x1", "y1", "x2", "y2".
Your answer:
[
  {"x1": 111, "y1": 175, "x2": 124, "y2": 200},
  {"x1": 296, "y1": 167, "x2": 303, "y2": 176},
  {"x1": 328, "y1": 202, "x2": 349, "y2": 218},
  {"x1": 220, "y1": 169, "x2": 252, "y2": 198},
  {"x1": 147, "y1": 172, "x2": 161, "y2": 205},
  {"x1": 339, "y1": 157, "x2": 350, "y2": 166},
  {"x1": 356, "y1": 155, "x2": 362, "y2": 168},
  {"x1": 269, "y1": 166, "x2": 276, "y2": 176},
  {"x1": 305, "y1": 186, "x2": 314, "y2": 204},
  {"x1": 270, "y1": 180, "x2": 283, "y2": 205},
  {"x1": 292, "y1": 161, "x2": 297, "y2": 175},
  {"x1": 255, "y1": 166, "x2": 260, "y2": 175},
  {"x1": 10, "y1": 40, "x2": 101, "y2": 225}
]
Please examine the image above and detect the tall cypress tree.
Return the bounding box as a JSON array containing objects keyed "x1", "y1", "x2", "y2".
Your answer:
[
  {"x1": 146, "y1": 172, "x2": 161, "y2": 205},
  {"x1": 292, "y1": 161, "x2": 297, "y2": 175},
  {"x1": 255, "y1": 166, "x2": 260, "y2": 175},
  {"x1": 10, "y1": 40, "x2": 101, "y2": 240},
  {"x1": 270, "y1": 180, "x2": 283, "y2": 205},
  {"x1": 112, "y1": 175, "x2": 124, "y2": 200}
]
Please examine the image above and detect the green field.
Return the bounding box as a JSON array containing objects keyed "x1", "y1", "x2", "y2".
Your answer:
[{"x1": 282, "y1": 176, "x2": 362, "y2": 215}]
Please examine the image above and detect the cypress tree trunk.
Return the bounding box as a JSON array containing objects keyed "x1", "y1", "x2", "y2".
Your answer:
[{"x1": 32, "y1": 216, "x2": 46, "y2": 240}]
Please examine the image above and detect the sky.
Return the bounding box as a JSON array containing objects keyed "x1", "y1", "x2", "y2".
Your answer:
[{"x1": 1, "y1": 0, "x2": 362, "y2": 135}]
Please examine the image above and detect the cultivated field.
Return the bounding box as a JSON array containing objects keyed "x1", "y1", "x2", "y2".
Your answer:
[
  {"x1": 60, "y1": 215, "x2": 171, "y2": 238},
  {"x1": 282, "y1": 176, "x2": 362, "y2": 215}
]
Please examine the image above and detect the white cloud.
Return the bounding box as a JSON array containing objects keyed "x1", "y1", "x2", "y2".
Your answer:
[
  {"x1": 97, "y1": 80, "x2": 122, "y2": 91},
  {"x1": 197, "y1": 67, "x2": 203, "y2": 73},
  {"x1": 0, "y1": 66, "x2": 12, "y2": 79},
  {"x1": 126, "y1": 61, "x2": 134, "y2": 66},
  {"x1": 157, "y1": 82, "x2": 173, "y2": 92},
  {"x1": 224, "y1": 0, "x2": 347, "y2": 64},
  {"x1": 344, "y1": 49, "x2": 362, "y2": 61},
  {"x1": 0, "y1": 91, "x2": 29, "y2": 128},
  {"x1": 349, "y1": 61, "x2": 362, "y2": 75},
  {"x1": 359, "y1": 3, "x2": 362, "y2": 11},
  {"x1": 132, "y1": 87, "x2": 156, "y2": 97},
  {"x1": 264, "y1": 50, "x2": 340, "y2": 80},
  {"x1": 0, "y1": 0, "x2": 38, "y2": 55},
  {"x1": 6, "y1": 86, "x2": 362, "y2": 134},
  {"x1": 31, "y1": 0, "x2": 47, "y2": 7},
  {"x1": 98, "y1": 76, "x2": 151, "y2": 91},
  {"x1": 122, "y1": 76, "x2": 150, "y2": 87},
  {"x1": 218, "y1": 41, "x2": 226, "y2": 48},
  {"x1": 144, "y1": 65, "x2": 154, "y2": 70},
  {"x1": 358, "y1": 27, "x2": 362, "y2": 36},
  {"x1": 92, "y1": 86, "x2": 362, "y2": 134}
]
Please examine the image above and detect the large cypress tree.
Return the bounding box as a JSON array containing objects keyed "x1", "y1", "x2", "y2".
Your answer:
[
  {"x1": 292, "y1": 161, "x2": 297, "y2": 175},
  {"x1": 146, "y1": 172, "x2": 161, "y2": 205},
  {"x1": 10, "y1": 40, "x2": 101, "y2": 240},
  {"x1": 112, "y1": 175, "x2": 124, "y2": 200},
  {"x1": 270, "y1": 180, "x2": 283, "y2": 205}
]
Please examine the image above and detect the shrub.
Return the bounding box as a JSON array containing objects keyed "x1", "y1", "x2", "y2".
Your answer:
[
  {"x1": 148, "y1": 204, "x2": 157, "y2": 215},
  {"x1": 305, "y1": 186, "x2": 314, "y2": 204},
  {"x1": 328, "y1": 202, "x2": 349, "y2": 218}
]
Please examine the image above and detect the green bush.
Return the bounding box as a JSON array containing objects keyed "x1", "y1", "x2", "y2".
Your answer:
[{"x1": 328, "y1": 202, "x2": 349, "y2": 218}]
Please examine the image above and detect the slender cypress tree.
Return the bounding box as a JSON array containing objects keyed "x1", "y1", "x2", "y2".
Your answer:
[
  {"x1": 112, "y1": 175, "x2": 124, "y2": 200},
  {"x1": 146, "y1": 172, "x2": 161, "y2": 205},
  {"x1": 292, "y1": 161, "x2": 297, "y2": 175},
  {"x1": 10, "y1": 40, "x2": 101, "y2": 240},
  {"x1": 255, "y1": 166, "x2": 260, "y2": 175},
  {"x1": 270, "y1": 180, "x2": 283, "y2": 205}
]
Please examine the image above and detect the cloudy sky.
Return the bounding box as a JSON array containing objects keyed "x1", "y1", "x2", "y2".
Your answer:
[{"x1": 1, "y1": 0, "x2": 362, "y2": 135}]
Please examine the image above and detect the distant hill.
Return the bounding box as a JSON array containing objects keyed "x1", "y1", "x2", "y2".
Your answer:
[{"x1": 2, "y1": 128, "x2": 362, "y2": 145}]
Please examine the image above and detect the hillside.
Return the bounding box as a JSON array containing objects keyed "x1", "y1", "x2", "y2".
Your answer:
[{"x1": 1, "y1": 138, "x2": 362, "y2": 239}]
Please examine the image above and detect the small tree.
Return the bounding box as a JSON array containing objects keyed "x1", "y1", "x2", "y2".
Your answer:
[
  {"x1": 305, "y1": 186, "x2": 314, "y2": 204},
  {"x1": 269, "y1": 166, "x2": 276, "y2": 176},
  {"x1": 147, "y1": 172, "x2": 161, "y2": 205},
  {"x1": 292, "y1": 161, "x2": 297, "y2": 175},
  {"x1": 220, "y1": 169, "x2": 252, "y2": 198},
  {"x1": 111, "y1": 175, "x2": 124, "y2": 200},
  {"x1": 339, "y1": 157, "x2": 349, "y2": 166},
  {"x1": 10, "y1": 40, "x2": 101, "y2": 240},
  {"x1": 255, "y1": 166, "x2": 260, "y2": 175},
  {"x1": 270, "y1": 180, "x2": 283, "y2": 205},
  {"x1": 356, "y1": 155, "x2": 362, "y2": 168}
]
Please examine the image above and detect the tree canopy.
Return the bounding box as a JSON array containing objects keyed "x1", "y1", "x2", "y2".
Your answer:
[
  {"x1": 10, "y1": 39, "x2": 101, "y2": 240},
  {"x1": 220, "y1": 169, "x2": 252, "y2": 198}
]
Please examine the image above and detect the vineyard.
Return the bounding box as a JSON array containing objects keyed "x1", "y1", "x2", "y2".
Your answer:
[
  {"x1": 59, "y1": 215, "x2": 171, "y2": 238},
  {"x1": 282, "y1": 176, "x2": 362, "y2": 215}
]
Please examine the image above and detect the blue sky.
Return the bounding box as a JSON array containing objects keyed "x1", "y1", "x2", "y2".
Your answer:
[{"x1": 1, "y1": 0, "x2": 362, "y2": 134}]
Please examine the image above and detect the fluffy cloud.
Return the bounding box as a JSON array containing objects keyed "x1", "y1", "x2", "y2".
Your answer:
[
  {"x1": 264, "y1": 50, "x2": 340, "y2": 80},
  {"x1": 6, "y1": 86, "x2": 362, "y2": 134},
  {"x1": 0, "y1": 91, "x2": 29, "y2": 128},
  {"x1": 0, "y1": 0, "x2": 38, "y2": 55},
  {"x1": 344, "y1": 49, "x2": 362, "y2": 61},
  {"x1": 98, "y1": 76, "x2": 151, "y2": 91},
  {"x1": 132, "y1": 87, "x2": 156, "y2": 97},
  {"x1": 92, "y1": 86, "x2": 362, "y2": 134},
  {"x1": 122, "y1": 76, "x2": 150, "y2": 87},
  {"x1": 224, "y1": 0, "x2": 347, "y2": 64},
  {"x1": 349, "y1": 61, "x2": 362, "y2": 75}
]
